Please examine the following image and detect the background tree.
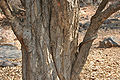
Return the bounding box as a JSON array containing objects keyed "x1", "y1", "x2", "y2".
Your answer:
[{"x1": 0, "y1": 0, "x2": 120, "y2": 80}]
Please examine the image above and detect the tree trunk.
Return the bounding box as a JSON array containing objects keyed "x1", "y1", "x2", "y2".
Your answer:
[{"x1": 22, "y1": 0, "x2": 79, "y2": 80}]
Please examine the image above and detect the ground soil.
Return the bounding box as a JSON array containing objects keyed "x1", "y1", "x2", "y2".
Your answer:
[{"x1": 79, "y1": 29, "x2": 120, "y2": 80}]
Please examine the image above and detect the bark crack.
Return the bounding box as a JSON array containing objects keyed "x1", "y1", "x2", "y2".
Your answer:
[{"x1": 48, "y1": 4, "x2": 64, "y2": 80}]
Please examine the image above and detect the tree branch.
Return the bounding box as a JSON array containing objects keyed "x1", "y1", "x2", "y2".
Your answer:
[
  {"x1": 0, "y1": 0, "x2": 13, "y2": 19},
  {"x1": 71, "y1": 1, "x2": 120, "y2": 79},
  {"x1": 95, "y1": 0, "x2": 108, "y2": 14},
  {"x1": 0, "y1": 0, "x2": 24, "y2": 44},
  {"x1": 100, "y1": 1, "x2": 120, "y2": 21}
]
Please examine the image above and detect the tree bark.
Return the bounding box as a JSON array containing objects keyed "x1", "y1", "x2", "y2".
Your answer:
[{"x1": 22, "y1": 0, "x2": 79, "y2": 80}]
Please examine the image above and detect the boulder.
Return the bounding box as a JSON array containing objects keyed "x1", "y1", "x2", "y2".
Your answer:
[
  {"x1": 0, "y1": 58, "x2": 21, "y2": 67},
  {"x1": 98, "y1": 37, "x2": 120, "y2": 48},
  {"x1": 0, "y1": 50, "x2": 22, "y2": 59},
  {"x1": 0, "y1": 44, "x2": 18, "y2": 50}
]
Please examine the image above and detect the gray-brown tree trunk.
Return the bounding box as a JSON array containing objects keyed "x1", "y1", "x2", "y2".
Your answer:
[{"x1": 22, "y1": 0, "x2": 79, "y2": 80}]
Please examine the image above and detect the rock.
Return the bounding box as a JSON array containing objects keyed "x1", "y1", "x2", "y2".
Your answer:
[
  {"x1": 0, "y1": 50, "x2": 22, "y2": 59},
  {"x1": 0, "y1": 61, "x2": 14, "y2": 67},
  {"x1": 0, "y1": 44, "x2": 18, "y2": 50},
  {"x1": 79, "y1": 23, "x2": 83, "y2": 27},
  {"x1": 98, "y1": 37, "x2": 120, "y2": 48},
  {"x1": 78, "y1": 28, "x2": 85, "y2": 32},
  {"x1": 0, "y1": 43, "x2": 21, "y2": 59},
  {"x1": 80, "y1": 2, "x2": 86, "y2": 7},
  {"x1": 0, "y1": 58, "x2": 21, "y2": 67},
  {"x1": 103, "y1": 19, "x2": 112, "y2": 24},
  {"x1": 103, "y1": 19, "x2": 119, "y2": 24},
  {"x1": 12, "y1": 62, "x2": 22, "y2": 66},
  {"x1": 78, "y1": 22, "x2": 90, "y2": 32},
  {"x1": 83, "y1": 22, "x2": 90, "y2": 30},
  {"x1": 100, "y1": 18, "x2": 120, "y2": 30}
]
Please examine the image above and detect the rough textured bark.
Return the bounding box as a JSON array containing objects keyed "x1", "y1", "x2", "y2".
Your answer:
[
  {"x1": 22, "y1": 0, "x2": 80, "y2": 80},
  {"x1": 0, "y1": 0, "x2": 120, "y2": 80},
  {"x1": 20, "y1": 0, "x2": 26, "y2": 8}
]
